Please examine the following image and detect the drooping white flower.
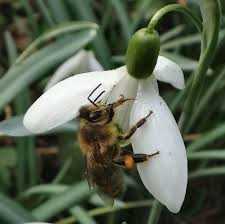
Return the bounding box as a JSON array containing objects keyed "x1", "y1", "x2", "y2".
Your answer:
[{"x1": 23, "y1": 53, "x2": 187, "y2": 213}]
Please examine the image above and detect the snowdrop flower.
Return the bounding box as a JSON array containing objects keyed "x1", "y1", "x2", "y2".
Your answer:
[{"x1": 23, "y1": 53, "x2": 187, "y2": 213}]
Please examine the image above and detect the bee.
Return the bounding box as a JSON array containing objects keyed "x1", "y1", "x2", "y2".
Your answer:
[{"x1": 78, "y1": 83, "x2": 159, "y2": 198}]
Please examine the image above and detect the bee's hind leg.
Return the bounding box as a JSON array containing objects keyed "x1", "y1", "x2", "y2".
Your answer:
[{"x1": 113, "y1": 151, "x2": 159, "y2": 170}]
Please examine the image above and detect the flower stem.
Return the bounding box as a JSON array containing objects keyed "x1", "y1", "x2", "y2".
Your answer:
[
  {"x1": 147, "y1": 4, "x2": 202, "y2": 32},
  {"x1": 181, "y1": 0, "x2": 221, "y2": 133},
  {"x1": 147, "y1": 200, "x2": 162, "y2": 224}
]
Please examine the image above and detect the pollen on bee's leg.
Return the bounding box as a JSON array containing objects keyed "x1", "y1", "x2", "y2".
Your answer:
[
  {"x1": 114, "y1": 151, "x2": 159, "y2": 169},
  {"x1": 124, "y1": 155, "x2": 135, "y2": 169}
]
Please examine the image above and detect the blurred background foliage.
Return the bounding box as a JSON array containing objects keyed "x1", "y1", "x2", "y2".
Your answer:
[{"x1": 0, "y1": 0, "x2": 225, "y2": 223}]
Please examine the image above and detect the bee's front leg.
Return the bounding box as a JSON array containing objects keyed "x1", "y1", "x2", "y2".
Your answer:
[
  {"x1": 109, "y1": 95, "x2": 135, "y2": 109},
  {"x1": 113, "y1": 151, "x2": 159, "y2": 169},
  {"x1": 118, "y1": 111, "x2": 153, "y2": 141}
]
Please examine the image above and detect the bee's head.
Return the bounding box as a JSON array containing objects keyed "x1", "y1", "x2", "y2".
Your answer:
[{"x1": 78, "y1": 104, "x2": 114, "y2": 125}]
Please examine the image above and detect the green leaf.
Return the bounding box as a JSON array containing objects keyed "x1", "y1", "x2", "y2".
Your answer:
[
  {"x1": 4, "y1": 29, "x2": 37, "y2": 191},
  {"x1": 0, "y1": 116, "x2": 78, "y2": 137},
  {"x1": 188, "y1": 150, "x2": 225, "y2": 160},
  {"x1": 0, "y1": 23, "x2": 98, "y2": 111},
  {"x1": 109, "y1": 0, "x2": 131, "y2": 43},
  {"x1": 20, "y1": 184, "x2": 69, "y2": 199},
  {"x1": 20, "y1": 0, "x2": 38, "y2": 37},
  {"x1": 70, "y1": 206, "x2": 96, "y2": 224},
  {"x1": 131, "y1": 0, "x2": 162, "y2": 33},
  {"x1": 161, "y1": 52, "x2": 199, "y2": 71},
  {"x1": 0, "y1": 148, "x2": 17, "y2": 168},
  {"x1": 59, "y1": 200, "x2": 153, "y2": 224},
  {"x1": 66, "y1": 0, "x2": 111, "y2": 68},
  {"x1": 15, "y1": 22, "x2": 98, "y2": 63},
  {"x1": 0, "y1": 193, "x2": 36, "y2": 224},
  {"x1": 47, "y1": 0, "x2": 70, "y2": 24},
  {"x1": 186, "y1": 65, "x2": 225, "y2": 130},
  {"x1": 32, "y1": 181, "x2": 93, "y2": 221},
  {"x1": 161, "y1": 33, "x2": 201, "y2": 50},
  {"x1": 36, "y1": 0, "x2": 55, "y2": 27},
  {"x1": 188, "y1": 123, "x2": 225, "y2": 152},
  {"x1": 160, "y1": 25, "x2": 185, "y2": 43},
  {"x1": 4, "y1": 31, "x2": 17, "y2": 65},
  {"x1": 182, "y1": 0, "x2": 221, "y2": 132},
  {"x1": 189, "y1": 166, "x2": 225, "y2": 179}
]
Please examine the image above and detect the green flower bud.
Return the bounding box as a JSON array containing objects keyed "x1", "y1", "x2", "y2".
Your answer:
[{"x1": 126, "y1": 28, "x2": 160, "y2": 79}]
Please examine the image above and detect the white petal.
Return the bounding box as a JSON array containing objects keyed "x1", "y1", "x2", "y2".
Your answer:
[
  {"x1": 106, "y1": 66, "x2": 138, "y2": 130},
  {"x1": 130, "y1": 77, "x2": 187, "y2": 213},
  {"x1": 24, "y1": 69, "x2": 124, "y2": 133},
  {"x1": 154, "y1": 56, "x2": 185, "y2": 89},
  {"x1": 87, "y1": 51, "x2": 103, "y2": 71},
  {"x1": 45, "y1": 50, "x2": 103, "y2": 90},
  {"x1": 0, "y1": 116, "x2": 33, "y2": 136},
  {"x1": 0, "y1": 115, "x2": 78, "y2": 136}
]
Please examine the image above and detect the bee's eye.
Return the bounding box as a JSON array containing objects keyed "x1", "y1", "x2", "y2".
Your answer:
[{"x1": 89, "y1": 111, "x2": 102, "y2": 121}]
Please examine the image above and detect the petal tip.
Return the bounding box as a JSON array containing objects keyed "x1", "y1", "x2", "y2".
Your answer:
[
  {"x1": 23, "y1": 110, "x2": 40, "y2": 134},
  {"x1": 154, "y1": 56, "x2": 185, "y2": 90},
  {"x1": 175, "y1": 76, "x2": 185, "y2": 90},
  {"x1": 167, "y1": 205, "x2": 181, "y2": 214},
  {"x1": 166, "y1": 198, "x2": 184, "y2": 214}
]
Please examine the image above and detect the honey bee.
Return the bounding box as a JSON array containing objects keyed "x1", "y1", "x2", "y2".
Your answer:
[{"x1": 78, "y1": 83, "x2": 159, "y2": 198}]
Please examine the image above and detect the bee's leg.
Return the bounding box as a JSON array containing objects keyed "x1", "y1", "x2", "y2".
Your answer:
[
  {"x1": 118, "y1": 111, "x2": 153, "y2": 141},
  {"x1": 113, "y1": 151, "x2": 159, "y2": 169},
  {"x1": 109, "y1": 95, "x2": 135, "y2": 109}
]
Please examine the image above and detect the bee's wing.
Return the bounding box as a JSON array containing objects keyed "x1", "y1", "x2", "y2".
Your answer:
[
  {"x1": 84, "y1": 142, "x2": 104, "y2": 189},
  {"x1": 84, "y1": 155, "x2": 93, "y2": 189}
]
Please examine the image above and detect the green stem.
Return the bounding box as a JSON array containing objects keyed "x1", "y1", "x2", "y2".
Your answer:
[
  {"x1": 147, "y1": 200, "x2": 162, "y2": 224},
  {"x1": 181, "y1": 0, "x2": 221, "y2": 132},
  {"x1": 147, "y1": 4, "x2": 202, "y2": 32},
  {"x1": 57, "y1": 200, "x2": 153, "y2": 224}
]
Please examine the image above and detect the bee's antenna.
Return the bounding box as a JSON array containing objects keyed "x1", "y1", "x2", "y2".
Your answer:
[
  {"x1": 94, "y1": 90, "x2": 106, "y2": 103},
  {"x1": 88, "y1": 83, "x2": 105, "y2": 107}
]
